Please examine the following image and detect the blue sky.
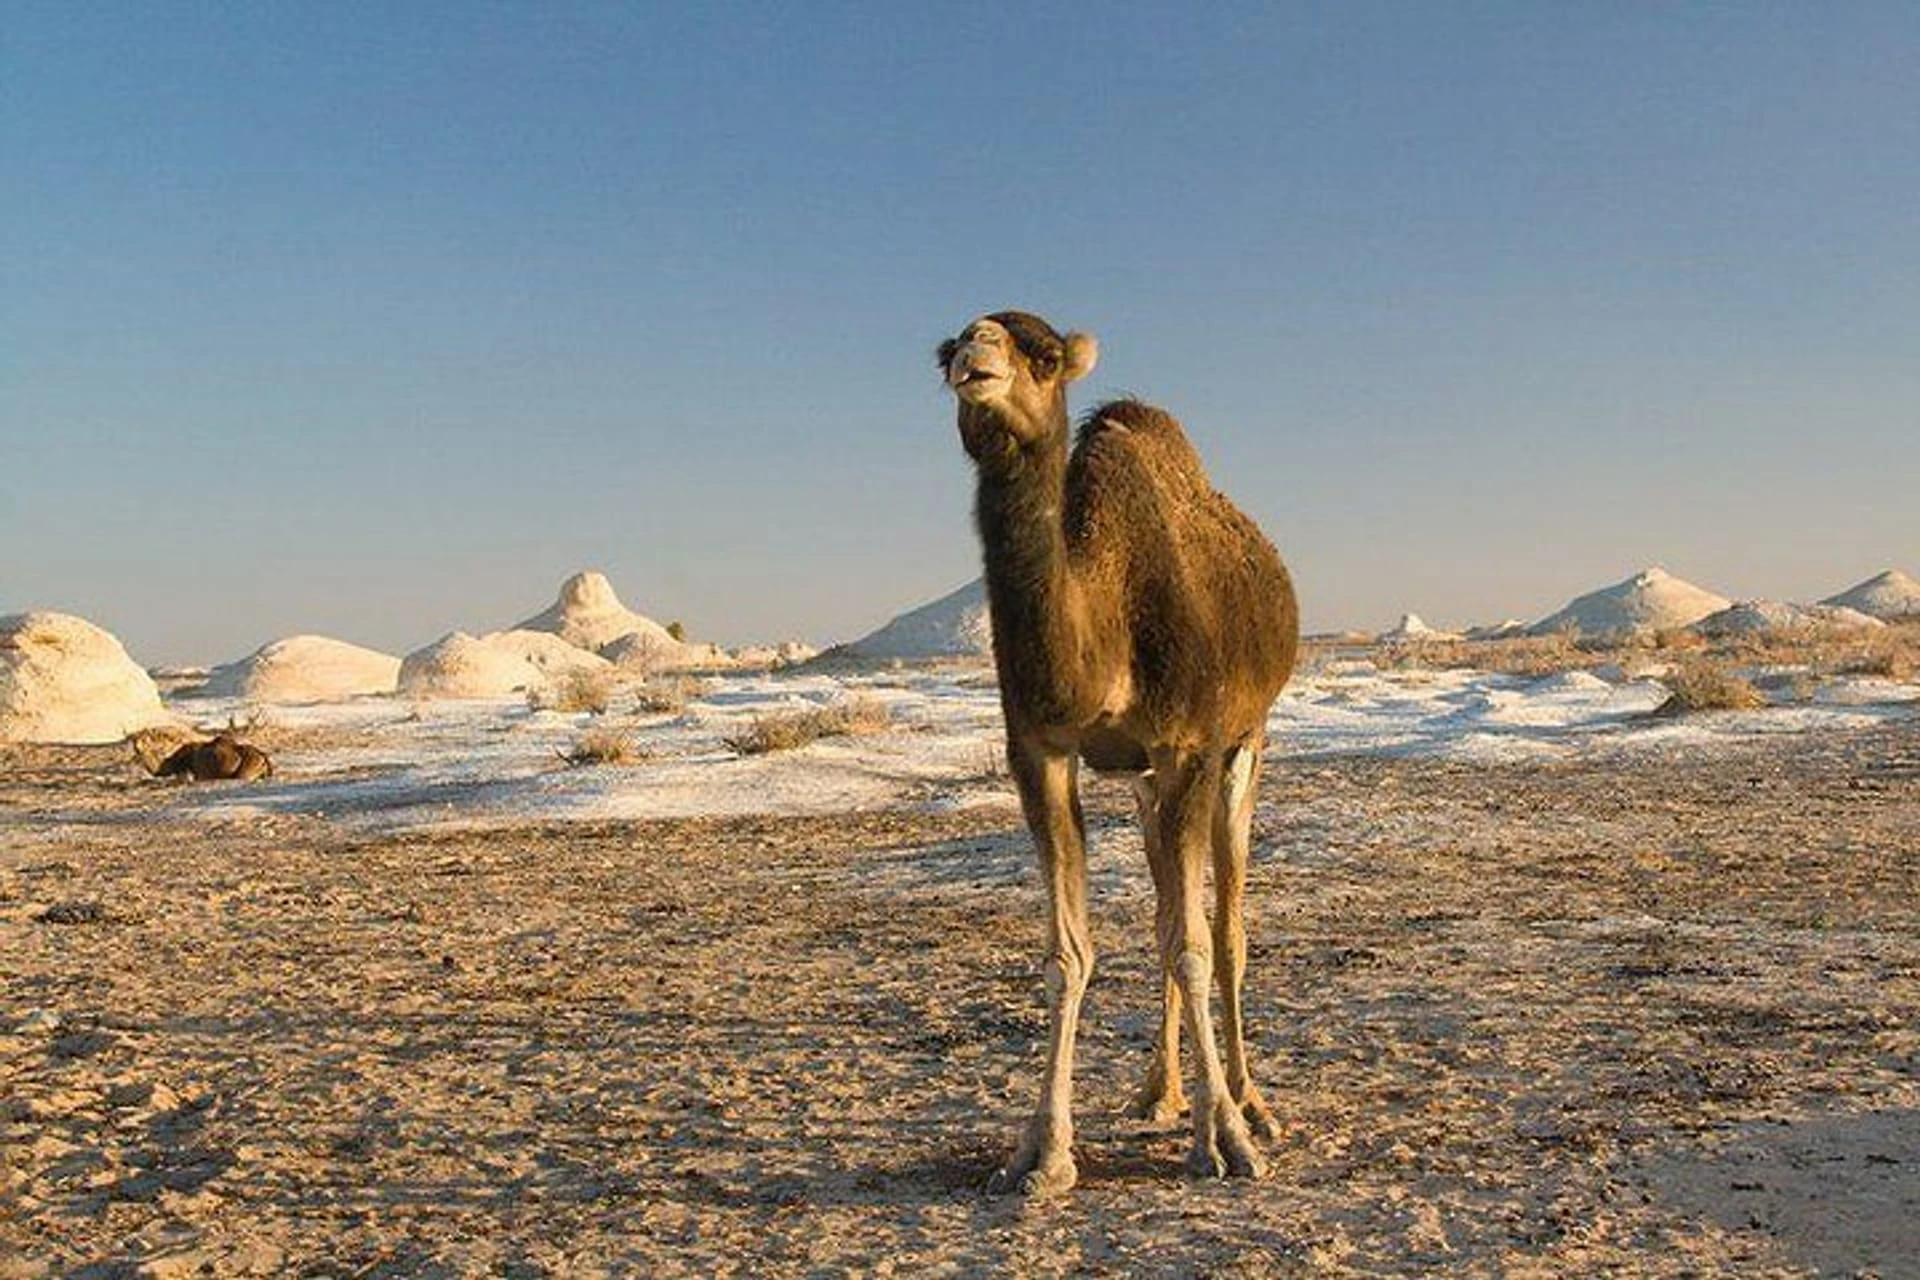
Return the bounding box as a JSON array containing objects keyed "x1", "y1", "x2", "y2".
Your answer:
[{"x1": 5, "y1": 3, "x2": 1916, "y2": 664}]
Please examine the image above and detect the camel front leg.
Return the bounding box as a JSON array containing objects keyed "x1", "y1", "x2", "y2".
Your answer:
[
  {"x1": 1154, "y1": 749, "x2": 1266, "y2": 1180},
  {"x1": 989, "y1": 739, "x2": 1092, "y2": 1196},
  {"x1": 1213, "y1": 741, "x2": 1279, "y2": 1139},
  {"x1": 1129, "y1": 772, "x2": 1187, "y2": 1126}
]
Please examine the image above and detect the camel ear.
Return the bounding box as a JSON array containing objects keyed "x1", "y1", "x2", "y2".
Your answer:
[{"x1": 1062, "y1": 332, "x2": 1099, "y2": 383}]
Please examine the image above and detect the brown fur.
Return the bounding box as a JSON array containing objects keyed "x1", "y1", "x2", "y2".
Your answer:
[
  {"x1": 151, "y1": 734, "x2": 274, "y2": 783},
  {"x1": 939, "y1": 310, "x2": 1299, "y2": 1193}
]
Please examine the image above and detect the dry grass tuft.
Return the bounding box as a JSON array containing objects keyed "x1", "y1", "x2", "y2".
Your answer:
[
  {"x1": 1380, "y1": 630, "x2": 1601, "y2": 678},
  {"x1": 1655, "y1": 657, "x2": 1767, "y2": 715},
  {"x1": 724, "y1": 695, "x2": 891, "y2": 756},
  {"x1": 636, "y1": 674, "x2": 712, "y2": 716},
  {"x1": 529, "y1": 669, "x2": 618, "y2": 716},
  {"x1": 1832, "y1": 622, "x2": 1918, "y2": 680},
  {"x1": 560, "y1": 727, "x2": 649, "y2": 766}
]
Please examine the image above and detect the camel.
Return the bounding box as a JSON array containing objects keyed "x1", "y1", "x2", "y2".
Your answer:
[
  {"x1": 938, "y1": 311, "x2": 1299, "y2": 1194},
  {"x1": 134, "y1": 731, "x2": 274, "y2": 782}
]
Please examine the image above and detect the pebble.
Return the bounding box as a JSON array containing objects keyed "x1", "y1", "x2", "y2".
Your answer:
[{"x1": 17, "y1": 1009, "x2": 62, "y2": 1036}]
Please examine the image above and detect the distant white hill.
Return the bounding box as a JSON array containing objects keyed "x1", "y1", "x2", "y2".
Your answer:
[
  {"x1": 516, "y1": 570, "x2": 726, "y2": 668},
  {"x1": 1822, "y1": 569, "x2": 1920, "y2": 621},
  {"x1": 1692, "y1": 600, "x2": 1883, "y2": 638},
  {"x1": 204, "y1": 634, "x2": 401, "y2": 703},
  {"x1": 1378, "y1": 613, "x2": 1460, "y2": 643},
  {"x1": 398, "y1": 629, "x2": 611, "y2": 699},
  {"x1": 840, "y1": 580, "x2": 990, "y2": 661},
  {"x1": 1530, "y1": 567, "x2": 1731, "y2": 640},
  {"x1": 1, "y1": 611, "x2": 172, "y2": 743}
]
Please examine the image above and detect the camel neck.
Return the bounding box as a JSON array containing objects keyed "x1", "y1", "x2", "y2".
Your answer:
[{"x1": 973, "y1": 431, "x2": 1086, "y2": 708}]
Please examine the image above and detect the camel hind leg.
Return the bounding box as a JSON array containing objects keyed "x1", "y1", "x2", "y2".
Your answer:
[
  {"x1": 1213, "y1": 740, "x2": 1280, "y2": 1139},
  {"x1": 1153, "y1": 748, "x2": 1265, "y2": 1180},
  {"x1": 1129, "y1": 771, "x2": 1186, "y2": 1126}
]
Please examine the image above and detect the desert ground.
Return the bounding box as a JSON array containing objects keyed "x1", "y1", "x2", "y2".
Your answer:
[{"x1": 3, "y1": 662, "x2": 1918, "y2": 1277}]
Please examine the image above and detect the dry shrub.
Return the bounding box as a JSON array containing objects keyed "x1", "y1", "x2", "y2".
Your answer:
[
  {"x1": 1832, "y1": 622, "x2": 1918, "y2": 680},
  {"x1": 636, "y1": 674, "x2": 711, "y2": 715},
  {"x1": 1376, "y1": 638, "x2": 1467, "y2": 672},
  {"x1": 1655, "y1": 657, "x2": 1766, "y2": 715},
  {"x1": 560, "y1": 727, "x2": 648, "y2": 766},
  {"x1": 724, "y1": 695, "x2": 891, "y2": 756},
  {"x1": 528, "y1": 668, "x2": 617, "y2": 715},
  {"x1": 1384, "y1": 630, "x2": 1599, "y2": 678},
  {"x1": 1705, "y1": 619, "x2": 1917, "y2": 681}
]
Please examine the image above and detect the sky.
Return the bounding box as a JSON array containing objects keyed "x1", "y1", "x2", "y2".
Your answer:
[{"x1": 5, "y1": 3, "x2": 1916, "y2": 665}]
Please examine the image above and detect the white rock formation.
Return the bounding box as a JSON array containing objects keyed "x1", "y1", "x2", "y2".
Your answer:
[
  {"x1": 204, "y1": 635, "x2": 402, "y2": 703},
  {"x1": 516, "y1": 571, "x2": 723, "y2": 668},
  {"x1": 1378, "y1": 613, "x2": 1461, "y2": 643},
  {"x1": 840, "y1": 580, "x2": 990, "y2": 661},
  {"x1": 0, "y1": 612, "x2": 171, "y2": 743},
  {"x1": 1692, "y1": 600, "x2": 1884, "y2": 638},
  {"x1": 1529, "y1": 567, "x2": 1731, "y2": 640},
  {"x1": 600, "y1": 630, "x2": 730, "y2": 672},
  {"x1": 729, "y1": 640, "x2": 819, "y2": 669},
  {"x1": 1822, "y1": 569, "x2": 1920, "y2": 621},
  {"x1": 397, "y1": 629, "x2": 612, "y2": 699}
]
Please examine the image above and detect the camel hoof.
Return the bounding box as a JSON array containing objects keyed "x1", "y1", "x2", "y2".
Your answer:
[
  {"x1": 1185, "y1": 1143, "x2": 1229, "y2": 1180},
  {"x1": 988, "y1": 1155, "x2": 1077, "y2": 1197},
  {"x1": 1130, "y1": 1088, "x2": 1187, "y2": 1128},
  {"x1": 1241, "y1": 1096, "x2": 1283, "y2": 1142},
  {"x1": 1187, "y1": 1138, "x2": 1267, "y2": 1181},
  {"x1": 1188, "y1": 1105, "x2": 1268, "y2": 1181}
]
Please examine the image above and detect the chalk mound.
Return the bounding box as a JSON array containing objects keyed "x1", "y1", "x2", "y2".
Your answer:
[
  {"x1": 204, "y1": 635, "x2": 402, "y2": 703},
  {"x1": 600, "y1": 630, "x2": 730, "y2": 671},
  {"x1": 397, "y1": 629, "x2": 612, "y2": 699},
  {"x1": 516, "y1": 570, "x2": 722, "y2": 669},
  {"x1": 1379, "y1": 613, "x2": 1460, "y2": 643},
  {"x1": 731, "y1": 640, "x2": 819, "y2": 669},
  {"x1": 1822, "y1": 569, "x2": 1920, "y2": 621},
  {"x1": 1, "y1": 612, "x2": 171, "y2": 744},
  {"x1": 1466, "y1": 619, "x2": 1529, "y2": 641},
  {"x1": 1530, "y1": 567, "x2": 1731, "y2": 640},
  {"x1": 517, "y1": 570, "x2": 677, "y2": 652},
  {"x1": 840, "y1": 580, "x2": 990, "y2": 661},
  {"x1": 1693, "y1": 600, "x2": 1884, "y2": 638}
]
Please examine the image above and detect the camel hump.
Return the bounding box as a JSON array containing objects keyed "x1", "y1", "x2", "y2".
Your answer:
[
  {"x1": 1080, "y1": 399, "x2": 1206, "y2": 472},
  {"x1": 1080, "y1": 398, "x2": 1186, "y2": 443}
]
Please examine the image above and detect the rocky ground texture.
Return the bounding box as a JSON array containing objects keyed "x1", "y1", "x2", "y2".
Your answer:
[{"x1": 3, "y1": 714, "x2": 1918, "y2": 1277}]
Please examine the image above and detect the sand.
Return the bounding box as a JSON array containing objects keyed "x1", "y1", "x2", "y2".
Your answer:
[{"x1": 4, "y1": 712, "x2": 1916, "y2": 1276}]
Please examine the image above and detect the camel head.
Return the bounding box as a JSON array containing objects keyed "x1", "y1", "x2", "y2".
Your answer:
[{"x1": 938, "y1": 311, "x2": 1098, "y2": 461}]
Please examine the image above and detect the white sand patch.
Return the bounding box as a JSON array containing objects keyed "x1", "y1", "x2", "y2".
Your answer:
[
  {"x1": 1531, "y1": 567, "x2": 1731, "y2": 640},
  {"x1": 0, "y1": 611, "x2": 172, "y2": 744},
  {"x1": 202, "y1": 634, "x2": 401, "y2": 703},
  {"x1": 1823, "y1": 568, "x2": 1920, "y2": 620},
  {"x1": 147, "y1": 659, "x2": 1915, "y2": 830}
]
